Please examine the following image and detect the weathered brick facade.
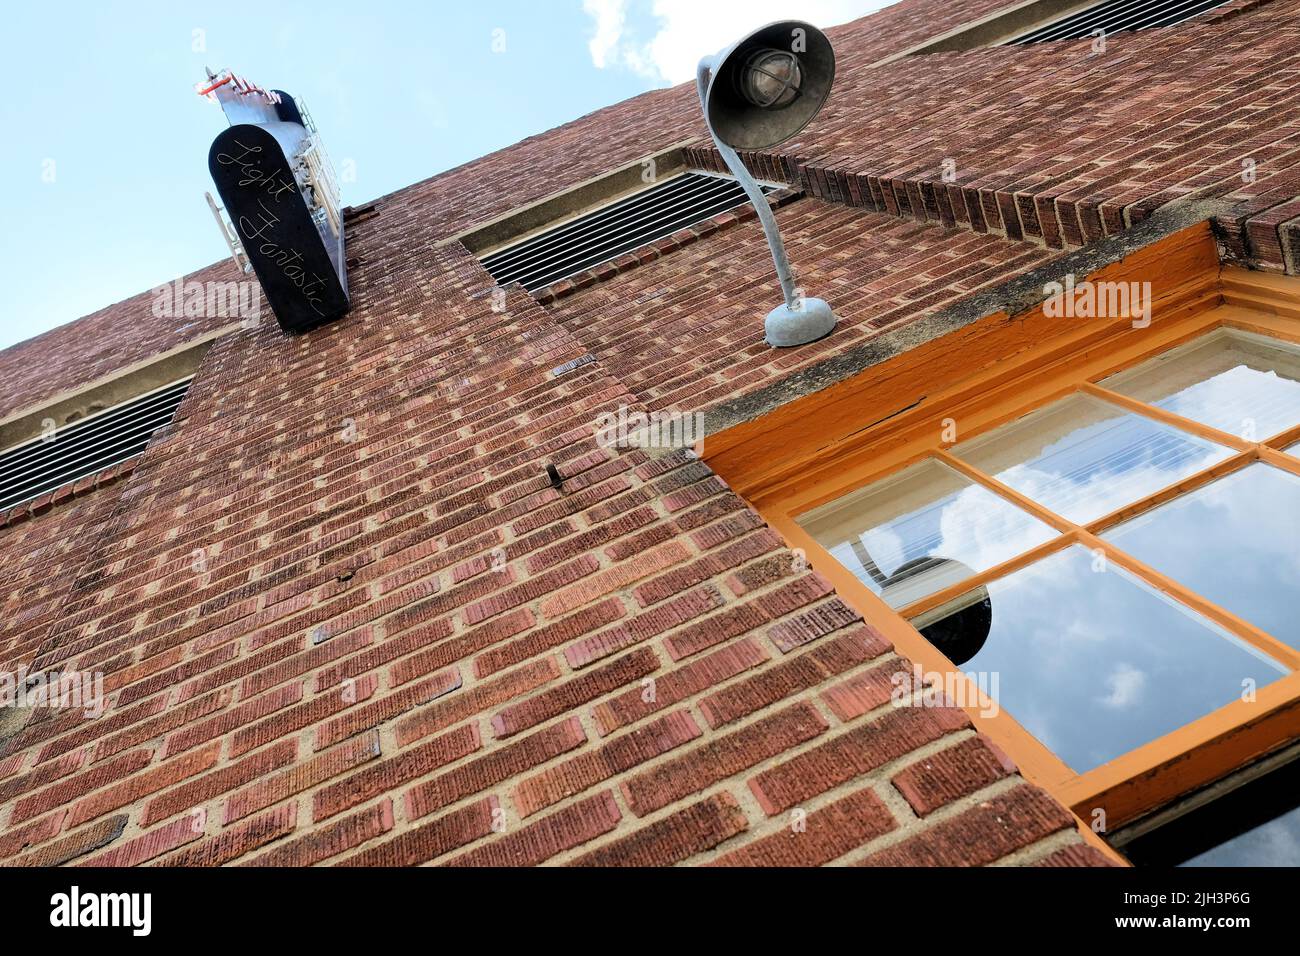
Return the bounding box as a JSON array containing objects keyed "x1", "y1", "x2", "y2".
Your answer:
[{"x1": 2, "y1": 0, "x2": 1296, "y2": 866}]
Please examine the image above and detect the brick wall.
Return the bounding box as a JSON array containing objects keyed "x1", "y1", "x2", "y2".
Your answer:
[{"x1": 0, "y1": 220, "x2": 1107, "y2": 865}]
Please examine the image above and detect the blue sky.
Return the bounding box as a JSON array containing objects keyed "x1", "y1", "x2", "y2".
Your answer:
[{"x1": 0, "y1": 0, "x2": 886, "y2": 352}]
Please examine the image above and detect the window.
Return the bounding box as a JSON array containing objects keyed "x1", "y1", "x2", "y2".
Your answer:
[
  {"x1": 1007, "y1": 0, "x2": 1232, "y2": 44},
  {"x1": 0, "y1": 377, "x2": 192, "y2": 513},
  {"x1": 794, "y1": 332, "x2": 1300, "y2": 784},
  {"x1": 912, "y1": 546, "x2": 1285, "y2": 774},
  {"x1": 478, "y1": 172, "x2": 775, "y2": 293},
  {"x1": 704, "y1": 223, "x2": 1300, "y2": 857}
]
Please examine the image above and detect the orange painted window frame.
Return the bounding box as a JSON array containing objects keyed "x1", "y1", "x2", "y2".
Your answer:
[{"x1": 704, "y1": 222, "x2": 1300, "y2": 840}]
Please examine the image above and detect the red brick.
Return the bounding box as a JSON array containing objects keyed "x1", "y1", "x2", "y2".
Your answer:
[
  {"x1": 891, "y1": 736, "x2": 1017, "y2": 817},
  {"x1": 662, "y1": 604, "x2": 767, "y2": 661},
  {"x1": 393, "y1": 657, "x2": 559, "y2": 748},
  {"x1": 0, "y1": 749, "x2": 85, "y2": 805},
  {"x1": 632, "y1": 531, "x2": 780, "y2": 606},
  {"x1": 592, "y1": 637, "x2": 769, "y2": 735},
  {"x1": 8, "y1": 814, "x2": 127, "y2": 868},
  {"x1": 462, "y1": 556, "x2": 599, "y2": 625},
  {"x1": 115, "y1": 642, "x2": 239, "y2": 706},
  {"x1": 474, "y1": 599, "x2": 623, "y2": 678},
  {"x1": 406, "y1": 716, "x2": 588, "y2": 820},
  {"x1": 313, "y1": 723, "x2": 479, "y2": 821},
  {"x1": 255, "y1": 800, "x2": 398, "y2": 866},
  {"x1": 859, "y1": 785, "x2": 1074, "y2": 867},
  {"x1": 699, "y1": 629, "x2": 888, "y2": 728},
  {"x1": 513, "y1": 710, "x2": 702, "y2": 817},
  {"x1": 163, "y1": 681, "x2": 303, "y2": 757},
  {"x1": 491, "y1": 647, "x2": 659, "y2": 738},
  {"x1": 142, "y1": 739, "x2": 298, "y2": 827},
  {"x1": 390, "y1": 612, "x2": 525, "y2": 686},
  {"x1": 161, "y1": 803, "x2": 298, "y2": 866},
  {"x1": 0, "y1": 810, "x2": 67, "y2": 861},
  {"x1": 33, "y1": 691, "x2": 170, "y2": 763},
  {"x1": 0, "y1": 752, "x2": 24, "y2": 780},
  {"x1": 539, "y1": 541, "x2": 691, "y2": 617},
  {"x1": 314, "y1": 665, "x2": 461, "y2": 749},
  {"x1": 621, "y1": 703, "x2": 829, "y2": 817},
  {"x1": 821, "y1": 658, "x2": 910, "y2": 722},
  {"x1": 445, "y1": 791, "x2": 621, "y2": 866},
  {"x1": 67, "y1": 742, "x2": 222, "y2": 827},
  {"x1": 769, "y1": 599, "x2": 862, "y2": 653},
  {"x1": 563, "y1": 586, "x2": 723, "y2": 669},
  {"x1": 337, "y1": 798, "x2": 490, "y2": 867},
  {"x1": 749, "y1": 705, "x2": 971, "y2": 815},
  {"x1": 10, "y1": 748, "x2": 153, "y2": 825},
  {"x1": 240, "y1": 627, "x2": 377, "y2": 698},
  {"x1": 571, "y1": 792, "x2": 748, "y2": 866},
  {"x1": 229, "y1": 672, "x2": 380, "y2": 756},
  {"x1": 1035, "y1": 844, "x2": 1122, "y2": 867},
  {"x1": 711, "y1": 787, "x2": 896, "y2": 866},
  {"x1": 224, "y1": 730, "x2": 382, "y2": 824},
  {"x1": 78, "y1": 813, "x2": 206, "y2": 867},
  {"x1": 92, "y1": 688, "x2": 231, "y2": 762},
  {"x1": 313, "y1": 618, "x2": 452, "y2": 691}
]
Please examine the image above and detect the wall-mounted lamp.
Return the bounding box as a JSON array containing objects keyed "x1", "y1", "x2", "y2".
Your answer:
[{"x1": 696, "y1": 20, "x2": 838, "y2": 347}]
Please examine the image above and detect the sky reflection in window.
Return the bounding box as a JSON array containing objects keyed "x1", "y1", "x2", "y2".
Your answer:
[
  {"x1": 951, "y1": 393, "x2": 1233, "y2": 525},
  {"x1": 912, "y1": 546, "x2": 1286, "y2": 773},
  {"x1": 1181, "y1": 802, "x2": 1300, "y2": 866},
  {"x1": 799, "y1": 458, "x2": 1055, "y2": 609},
  {"x1": 1104, "y1": 464, "x2": 1300, "y2": 650},
  {"x1": 1103, "y1": 329, "x2": 1300, "y2": 441}
]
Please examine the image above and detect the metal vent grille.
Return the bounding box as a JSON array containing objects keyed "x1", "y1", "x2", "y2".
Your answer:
[
  {"x1": 1008, "y1": 0, "x2": 1230, "y2": 44},
  {"x1": 0, "y1": 378, "x2": 192, "y2": 513},
  {"x1": 480, "y1": 172, "x2": 774, "y2": 293}
]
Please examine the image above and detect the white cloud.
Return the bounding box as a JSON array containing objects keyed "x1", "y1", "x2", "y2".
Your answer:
[
  {"x1": 1098, "y1": 662, "x2": 1147, "y2": 711},
  {"x1": 583, "y1": 0, "x2": 628, "y2": 69},
  {"x1": 583, "y1": 0, "x2": 891, "y2": 85}
]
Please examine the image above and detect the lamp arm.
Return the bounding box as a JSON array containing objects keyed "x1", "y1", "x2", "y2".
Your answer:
[{"x1": 696, "y1": 56, "x2": 800, "y2": 310}]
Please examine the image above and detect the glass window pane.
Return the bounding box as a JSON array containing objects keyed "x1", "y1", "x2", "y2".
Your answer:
[
  {"x1": 1104, "y1": 463, "x2": 1300, "y2": 650},
  {"x1": 911, "y1": 546, "x2": 1285, "y2": 774},
  {"x1": 950, "y1": 393, "x2": 1234, "y2": 525},
  {"x1": 1102, "y1": 329, "x2": 1300, "y2": 441},
  {"x1": 798, "y1": 458, "x2": 1056, "y2": 611}
]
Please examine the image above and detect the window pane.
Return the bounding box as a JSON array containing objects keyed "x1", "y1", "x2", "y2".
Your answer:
[
  {"x1": 798, "y1": 458, "x2": 1055, "y2": 611},
  {"x1": 911, "y1": 546, "x2": 1285, "y2": 774},
  {"x1": 1104, "y1": 463, "x2": 1300, "y2": 650},
  {"x1": 1102, "y1": 329, "x2": 1300, "y2": 441},
  {"x1": 950, "y1": 393, "x2": 1233, "y2": 525}
]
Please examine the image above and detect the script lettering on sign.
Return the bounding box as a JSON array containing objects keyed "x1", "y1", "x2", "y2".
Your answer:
[{"x1": 208, "y1": 124, "x2": 348, "y2": 332}]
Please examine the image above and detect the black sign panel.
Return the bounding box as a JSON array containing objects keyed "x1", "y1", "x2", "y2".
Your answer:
[{"x1": 208, "y1": 124, "x2": 348, "y2": 333}]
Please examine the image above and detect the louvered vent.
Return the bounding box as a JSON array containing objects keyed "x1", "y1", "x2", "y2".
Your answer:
[
  {"x1": 480, "y1": 172, "x2": 775, "y2": 293},
  {"x1": 1008, "y1": 0, "x2": 1230, "y2": 44},
  {"x1": 0, "y1": 378, "x2": 192, "y2": 512}
]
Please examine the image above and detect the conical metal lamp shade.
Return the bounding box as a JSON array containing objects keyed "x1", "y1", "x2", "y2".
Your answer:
[{"x1": 705, "y1": 20, "x2": 836, "y2": 151}]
